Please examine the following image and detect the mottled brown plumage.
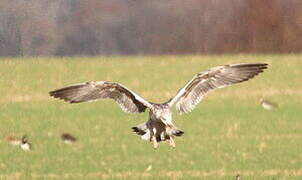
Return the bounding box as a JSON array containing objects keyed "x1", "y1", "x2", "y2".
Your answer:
[
  {"x1": 49, "y1": 63, "x2": 267, "y2": 148},
  {"x1": 168, "y1": 63, "x2": 268, "y2": 114},
  {"x1": 49, "y1": 81, "x2": 151, "y2": 113}
]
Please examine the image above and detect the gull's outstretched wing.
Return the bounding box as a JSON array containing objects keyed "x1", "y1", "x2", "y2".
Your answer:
[
  {"x1": 49, "y1": 81, "x2": 153, "y2": 113},
  {"x1": 168, "y1": 63, "x2": 268, "y2": 114}
]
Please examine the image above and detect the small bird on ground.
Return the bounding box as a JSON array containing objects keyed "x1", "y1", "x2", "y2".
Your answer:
[
  {"x1": 146, "y1": 165, "x2": 152, "y2": 172},
  {"x1": 61, "y1": 133, "x2": 77, "y2": 144},
  {"x1": 6, "y1": 136, "x2": 21, "y2": 146},
  {"x1": 20, "y1": 136, "x2": 31, "y2": 151},
  {"x1": 260, "y1": 98, "x2": 278, "y2": 110},
  {"x1": 235, "y1": 174, "x2": 241, "y2": 180}
]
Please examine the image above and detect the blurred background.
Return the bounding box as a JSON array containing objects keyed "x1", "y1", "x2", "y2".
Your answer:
[
  {"x1": 0, "y1": 0, "x2": 302, "y2": 57},
  {"x1": 1, "y1": 1, "x2": 302, "y2": 179}
]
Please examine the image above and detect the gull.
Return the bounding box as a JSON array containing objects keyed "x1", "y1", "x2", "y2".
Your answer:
[{"x1": 49, "y1": 63, "x2": 267, "y2": 149}]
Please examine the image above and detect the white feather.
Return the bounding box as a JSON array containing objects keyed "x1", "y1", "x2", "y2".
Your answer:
[{"x1": 141, "y1": 129, "x2": 151, "y2": 141}]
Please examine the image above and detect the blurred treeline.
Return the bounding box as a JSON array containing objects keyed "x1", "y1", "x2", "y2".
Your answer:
[{"x1": 0, "y1": 0, "x2": 302, "y2": 56}]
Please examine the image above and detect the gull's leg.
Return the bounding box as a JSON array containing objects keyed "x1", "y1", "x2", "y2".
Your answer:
[
  {"x1": 150, "y1": 127, "x2": 158, "y2": 149},
  {"x1": 168, "y1": 136, "x2": 176, "y2": 148},
  {"x1": 165, "y1": 125, "x2": 176, "y2": 148},
  {"x1": 152, "y1": 136, "x2": 158, "y2": 149}
]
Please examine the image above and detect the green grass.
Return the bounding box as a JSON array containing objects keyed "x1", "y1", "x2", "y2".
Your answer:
[{"x1": 0, "y1": 55, "x2": 301, "y2": 179}]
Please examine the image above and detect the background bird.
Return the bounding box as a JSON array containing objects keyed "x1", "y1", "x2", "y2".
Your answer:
[
  {"x1": 145, "y1": 165, "x2": 152, "y2": 172},
  {"x1": 61, "y1": 133, "x2": 77, "y2": 144},
  {"x1": 20, "y1": 135, "x2": 31, "y2": 151},
  {"x1": 260, "y1": 98, "x2": 278, "y2": 110},
  {"x1": 235, "y1": 174, "x2": 241, "y2": 180},
  {"x1": 49, "y1": 63, "x2": 267, "y2": 149}
]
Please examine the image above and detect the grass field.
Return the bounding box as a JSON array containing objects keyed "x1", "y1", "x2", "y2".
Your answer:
[{"x1": 0, "y1": 55, "x2": 301, "y2": 180}]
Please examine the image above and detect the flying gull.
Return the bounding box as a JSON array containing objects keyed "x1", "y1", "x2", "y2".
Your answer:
[{"x1": 49, "y1": 63, "x2": 268, "y2": 148}]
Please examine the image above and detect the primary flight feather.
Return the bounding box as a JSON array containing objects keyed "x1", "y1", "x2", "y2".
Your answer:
[
  {"x1": 168, "y1": 63, "x2": 267, "y2": 114},
  {"x1": 50, "y1": 63, "x2": 268, "y2": 148}
]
